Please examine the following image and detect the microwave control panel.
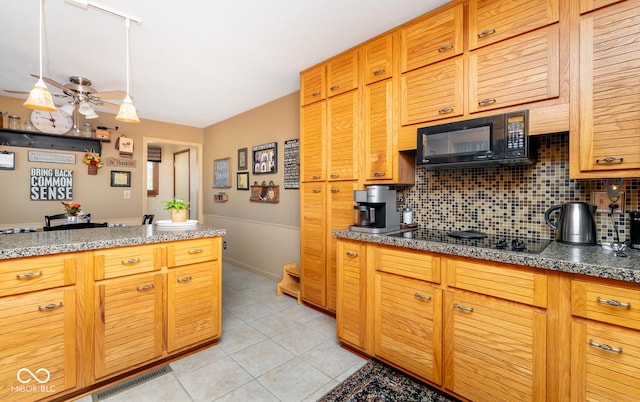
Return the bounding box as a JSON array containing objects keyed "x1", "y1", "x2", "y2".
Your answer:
[{"x1": 506, "y1": 113, "x2": 527, "y2": 156}]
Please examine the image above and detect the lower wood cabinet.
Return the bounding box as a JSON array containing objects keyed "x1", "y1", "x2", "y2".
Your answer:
[
  {"x1": 94, "y1": 273, "x2": 164, "y2": 378},
  {"x1": 336, "y1": 240, "x2": 368, "y2": 351}
]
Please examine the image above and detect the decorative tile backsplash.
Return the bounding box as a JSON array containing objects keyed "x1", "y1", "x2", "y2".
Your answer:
[{"x1": 398, "y1": 132, "x2": 639, "y2": 243}]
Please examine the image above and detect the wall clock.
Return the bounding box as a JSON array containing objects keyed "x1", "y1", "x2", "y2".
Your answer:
[{"x1": 30, "y1": 109, "x2": 74, "y2": 135}]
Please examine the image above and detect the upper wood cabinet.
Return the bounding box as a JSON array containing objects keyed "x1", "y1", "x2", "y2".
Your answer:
[
  {"x1": 469, "y1": 0, "x2": 559, "y2": 50},
  {"x1": 300, "y1": 65, "x2": 325, "y2": 106},
  {"x1": 363, "y1": 35, "x2": 393, "y2": 85},
  {"x1": 326, "y1": 50, "x2": 359, "y2": 98},
  {"x1": 300, "y1": 101, "x2": 326, "y2": 182},
  {"x1": 327, "y1": 91, "x2": 359, "y2": 181},
  {"x1": 364, "y1": 79, "x2": 394, "y2": 181},
  {"x1": 579, "y1": 0, "x2": 626, "y2": 14},
  {"x1": 400, "y1": 3, "x2": 464, "y2": 73},
  {"x1": 469, "y1": 24, "x2": 560, "y2": 113},
  {"x1": 572, "y1": 0, "x2": 640, "y2": 177}
]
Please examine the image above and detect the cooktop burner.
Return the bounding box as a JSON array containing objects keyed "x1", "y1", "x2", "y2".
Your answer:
[{"x1": 390, "y1": 228, "x2": 551, "y2": 254}]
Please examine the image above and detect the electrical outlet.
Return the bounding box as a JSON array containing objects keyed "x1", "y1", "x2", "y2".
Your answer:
[
  {"x1": 223, "y1": 241, "x2": 227, "y2": 250},
  {"x1": 123, "y1": 190, "x2": 131, "y2": 199},
  {"x1": 592, "y1": 191, "x2": 624, "y2": 213}
]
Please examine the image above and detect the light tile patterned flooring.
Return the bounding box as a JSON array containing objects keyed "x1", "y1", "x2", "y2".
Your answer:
[{"x1": 78, "y1": 262, "x2": 367, "y2": 402}]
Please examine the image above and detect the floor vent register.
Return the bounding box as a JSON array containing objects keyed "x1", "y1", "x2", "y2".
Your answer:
[{"x1": 92, "y1": 365, "x2": 173, "y2": 401}]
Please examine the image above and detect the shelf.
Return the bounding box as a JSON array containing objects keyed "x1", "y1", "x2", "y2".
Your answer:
[
  {"x1": 276, "y1": 262, "x2": 302, "y2": 304},
  {"x1": 213, "y1": 193, "x2": 228, "y2": 202},
  {"x1": 0, "y1": 128, "x2": 102, "y2": 154}
]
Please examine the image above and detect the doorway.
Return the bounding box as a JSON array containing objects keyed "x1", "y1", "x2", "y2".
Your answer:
[{"x1": 173, "y1": 149, "x2": 191, "y2": 219}]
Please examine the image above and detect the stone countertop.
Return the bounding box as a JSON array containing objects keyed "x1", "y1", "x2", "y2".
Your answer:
[
  {"x1": 334, "y1": 229, "x2": 640, "y2": 284},
  {"x1": 0, "y1": 224, "x2": 226, "y2": 260}
]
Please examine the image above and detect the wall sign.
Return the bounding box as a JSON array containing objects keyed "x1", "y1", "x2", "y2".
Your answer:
[
  {"x1": 284, "y1": 139, "x2": 299, "y2": 189},
  {"x1": 106, "y1": 157, "x2": 136, "y2": 168},
  {"x1": 28, "y1": 150, "x2": 76, "y2": 164},
  {"x1": 30, "y1": 168, "x2": 73, "y2": 200},
  {"x1": 214, "y1": 158, "x2": 231, "y2": 188}
]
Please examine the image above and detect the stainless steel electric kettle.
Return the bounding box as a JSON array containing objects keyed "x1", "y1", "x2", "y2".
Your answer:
[{"x1": 544, "y1": 202, "x2": 597, "y2": 245}]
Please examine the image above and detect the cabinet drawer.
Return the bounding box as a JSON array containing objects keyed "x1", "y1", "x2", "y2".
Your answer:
[
  {"x1": 372, "y1": 246, "x2": 440, "y2": 284},
  {"x1": 571, "y1": 279, "x2": 640, "y2": 330},
  {"x1": 445, "y1": 258, "x2": 547, "y2": 308},
  {"x1": 0, "y1": 254, "x2": 76, "y2": 297},
  {"x1": 94, "y1": 244, "x2": 163, "y2": 280},
  {"x1": 167, "y1": 238, "x2": 219, "y2": 268}
]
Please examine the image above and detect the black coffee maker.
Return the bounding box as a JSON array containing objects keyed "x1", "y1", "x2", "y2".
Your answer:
[{"x1": 630, "y1": 211, "x2": 640, "y2": 249}]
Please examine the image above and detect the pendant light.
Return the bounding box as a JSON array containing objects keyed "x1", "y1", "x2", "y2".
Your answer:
[
  {"x1": 24, "y1": 0, "x2": 57, "y2": 112},
  {"x1": 116, "y1": 17, "x2": 140, "y2": 123}
]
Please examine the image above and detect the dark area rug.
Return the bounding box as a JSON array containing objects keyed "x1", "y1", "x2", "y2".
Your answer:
[{"x1": 318, "y1": 359, "x2": 460, "y2": 402}]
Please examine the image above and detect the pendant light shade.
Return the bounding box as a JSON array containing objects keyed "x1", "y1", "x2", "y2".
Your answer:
[
  {"x1": 24, "y1": 0, "x2": 56, "y2": 112},
  {"x1": 116, "y1": 18, "x2": 139, "y2": 123}
]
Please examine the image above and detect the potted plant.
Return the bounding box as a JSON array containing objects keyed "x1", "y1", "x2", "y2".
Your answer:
[
  {"x1": 61, "y1": 201, "x2": 82, "y2": 223},
  {"x1": 163, "y1": 198, "x2": 190, "y2": 222}
]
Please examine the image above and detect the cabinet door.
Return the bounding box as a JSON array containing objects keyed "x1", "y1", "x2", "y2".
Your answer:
[
  {"x1": 364, "y1": 79, "x2": 394, "y2": 181},
  {"x1": 444, "y1": 290, "x2": 547, "y2": 402},
  {"x1": 167, "y1": 261, "x2": 221, "y2": 352},
  {"x1": 375, "y1": 272, "x2": 442, "y2": 384},
  {"x1": 0, "y1": 253, "x2": 76, "y2": 297},
  {"x1": 401, "y1": 56, "x2": 464, "y2": 126},
  {"x1": 95, "y1": 273, "x2": 163, "y2": 378},
  {"x1": 300, "y1": 101, "x2": 326, "y2": 182},
  {"x1": 0, "y1": 288, "x2": 76, "y2": 401},
  {"x1": 326, "y1": 181, "x2": 358, "y2": 312},
  {"x1": 326, "y1": 50, "x2": 358, "y2": 98},
  {"x1": 300, "y1": 183, "x2": 327, "y2": 308},
  {"x1": 400, "y1": 3, "x2": 464, "y2": 72},
  {"x1": 577, "y1": 1, "x2": 640, "y2": 173},
  {"x1": 571, "y1": 319, "x2": 640, "y2": 401},
  {"x1": 580, "y1": 0, "x2": 626, "y2": 14},
  {"x1": 469, "y1": 0, "x2": 559, "y2": 50},
  {"x1": 328, "y1": 91, "x2": 359, "y2": 181},
  {"x1": 469, "y1": 25, "x2": 560, "y2": 113},
  {"x1": 300, "y1": 64, "x2": 325, "y2": 106},
  {"x1": 336, "y1": 239, "x2": 367, "y2": 350},
  {"x1": 363, "y1": 34, "x2": 393, "y2": 85}
]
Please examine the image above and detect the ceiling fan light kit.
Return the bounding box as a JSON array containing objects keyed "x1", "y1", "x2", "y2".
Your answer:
[{"x1": 24, "y1": 0, "x2": 56, "y2": 112}]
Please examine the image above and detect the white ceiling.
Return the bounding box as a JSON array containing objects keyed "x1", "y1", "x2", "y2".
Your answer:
[{"x1": 1, "y1": 0, "x2": 449, "y2": 128}]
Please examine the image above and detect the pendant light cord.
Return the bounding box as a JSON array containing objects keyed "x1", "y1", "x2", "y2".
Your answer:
[
  {"x1": 125, "y1": 17, "x2": 130, "y2": 96},
  {"x1": 38, "y1": 0, "x2": 44, "y2": 80}
]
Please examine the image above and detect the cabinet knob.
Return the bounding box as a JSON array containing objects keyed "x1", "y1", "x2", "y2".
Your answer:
[
  {"x1": 16, "y1": 271, "x2": 43, "y2": 279},
  {"x1": 38, "y1": 302, "x2": 63, "y2": 311},
  {"x1": 438, "y1": 43, "x2": 454, "y2": 53},
  {"x1": 595, "y1": 157, "x2": 623, "y2": 164},
  {"x1": 477, "y1": 28, "x2": 496, "y2": 38}
]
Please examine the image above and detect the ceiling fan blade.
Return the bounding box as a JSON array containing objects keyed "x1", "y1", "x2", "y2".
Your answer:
[
  {"x1": 94, "y1": 90, "x2": 127, "y2": 100},
  {"x1": 3, "y1": 89, "x2": 30, "y2": 95},
  {"x1": 30, "y1": 74, "x2": 69, "y2": 92}
]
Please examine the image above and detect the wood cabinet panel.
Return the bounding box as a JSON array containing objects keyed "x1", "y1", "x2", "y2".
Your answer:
[
  {"x1": 571, "y1": 319, "x2": 640, "y2": 401},
  {"x1": 373, "y1": 245, "x2": 440, "y2": 283},
  {"x1": 571, "y1": 279, "x2": 640, "y2": 330},
  {"x1": 300, "y1": 183, "x2": 327, "y2": 307},
  {"x1": 167, "y1": 238, "x2": 219, "y2": 268},
  {"x1": 0, "y1": 287, "x2": 76, "y2": 401},
  {"x1": 336, "y1": 240, "x2": 368, "y2": 350},
  {"x1": 579, "y1": 0, "x2": 626, "y2": 14},
  {"x1": 326, "y1": 50, "x2": 358, "y2": 97},
  {"x1": 375, "y1": 272, "x2": 442, "y2": 384},
  {"x1": 93, "y1": 244, "x2": 163, "y2": 280},
  {"x1": 300, "y1": 64, "x2": 325, "y2": 106},
  {"x1": 469, "y1": 0, "x2": 559, "y2": 50},
  {"x1": 444, "y1": 289, "x2": 547, "y2": 402},
  {"x1": 95, "y1": 273, "x2": 163, "y2": 378},
  {"x1": 469, "y1": 24, "x2": 560, "y2": 113},
  {"x1": 400, "y1": 3, "x2": 463, "y2": 72},
  {"x1": 167, "y1": 261, "x2": 221, "y2": 352},
  {"x1": 328, "y1": 91, "x2": 359, "y2": 181},
  {"x1": 363, "y1": 34, "x2": 393, "y2": 84},
  {"x1": 0, "y1": 254, "x2": 76, "y2": 297},
  {"x1": 401, "y1": 56, "x2": 464, "y2": 126},
  {"x1": 364, "y1": 79, "x2": 394, "y2": 180},
  {"x1": 300, "y1": 102, "x2": 326, "y2": 182}
]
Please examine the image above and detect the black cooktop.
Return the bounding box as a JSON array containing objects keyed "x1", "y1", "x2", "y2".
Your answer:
[{"x1": 389, "y1": 228, "x2": 552, "y2": 254}]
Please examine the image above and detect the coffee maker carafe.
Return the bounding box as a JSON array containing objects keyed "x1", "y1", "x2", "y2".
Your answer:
[{"x1": 349, "y1": 186, "x2": 400, "y2": 234}]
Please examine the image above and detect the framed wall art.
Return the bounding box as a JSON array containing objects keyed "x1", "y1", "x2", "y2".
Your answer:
[
  {"x1": 213, "y1": 157, "x2": 231, "y2": 188},
  {"x1": 110, "y1": 171, "x2": 131, "y2": 187},
  {"x1": 252, "y1": 142, "x2": 277, "y2": 175},
  {"x1": 0, "y1": 151, "x2": 15, "y2": 170},
  {"x1": 237, "y1": 172, "x2": 249, "y2": 190},
  {"x1": 237, "y1": 148, "x2": 248, "y2": 171}
]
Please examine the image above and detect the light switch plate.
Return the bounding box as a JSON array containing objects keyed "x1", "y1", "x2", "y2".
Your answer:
[
  {"x1": 124, "y1": 190, "x2": 131, "y2": 199},
  {"x1": 592, "y1": 191, "x2": 624, "y2": 213}
]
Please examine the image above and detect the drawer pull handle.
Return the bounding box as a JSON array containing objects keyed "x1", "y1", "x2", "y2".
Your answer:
[
  {"x1": 478, "y1": 98, "x2": 496, "y2": 106},
  {"x1": 453, "y1": 303, "x2": 473, "y2": 312},
  {"x1": 330, "y1": 187, "x2": 340, "y2": 193},
  {"x1": 330, "y1": 173, "x2": 340, "y2": 178},
  {"x1": 595, "y1": 157, "x2": 623, "y2": 164},
  {"x1": 312, "y1": 188, "x2": 322, "y2": 193},
  {"x1": 188, "y1": 248, "x2": 203, "y2": 254},
  {"x1": 345, "y1": 251, "x2": 359, "y2": 257},
  {"x1": 312, "y1": 175, "x2": 321, "y2": 179},
  {"x1": 312, "y1": 91, "x2": 321, "y2": 97},
  {"x1": 597, "y1": 297, "x2": 631, "y2": 308},
  {"x1": 372, "y1": 68, "x2": 386, "y2": 75},
  {"x1": 177, "y1": 276, "x2": 193, "y2": 283},
  {"x1": 589, "y1": 339, "x2": 622, "y2": 353},
  {"x1": 121, "y1": 258, "x2": 140, "y2": 265},
  {"x1": 477, "y1": 28, "x2": 496, "y2": 38},
  {"x1": 136, "y1": 284, "x2": 155, "y2": 291},
  {"x1": 438, "y1": 43, "x2": 454, "y2": 52},
  {"x1": 39, "y1": 302, "x2": 63, "y2": 311},
  {"x1": 17, "y1": 271, "x2": 43, "y2": 279},
  {"x1": 414, "y1": 293, "x2": 431, "y2": 301},
  {"x1": 373, "y1": 171, "x2": 386, "y2": 177},
  {"x1": 330, "y1": 85, "x2": 340, "y2": 91},
  {"x1": 439, "y1": 107, "x2": 454, "y2": 114}
]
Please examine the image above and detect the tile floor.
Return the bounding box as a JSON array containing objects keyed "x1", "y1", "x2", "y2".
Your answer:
[{"x1": 78, "y1": 262, "x2": 368, "y2": 402}]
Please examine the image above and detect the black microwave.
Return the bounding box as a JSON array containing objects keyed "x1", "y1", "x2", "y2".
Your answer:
[{"x1": 417, "y1": 110, "x2": 535, "y2": 169}]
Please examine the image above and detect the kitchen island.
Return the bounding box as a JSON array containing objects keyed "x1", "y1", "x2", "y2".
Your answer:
[
  {"x1": 333, "y1": 229, "x2": 640, "y2": 402},
  {"x1": 0, "y1": 224, "x2": 225, "y2": 402}
]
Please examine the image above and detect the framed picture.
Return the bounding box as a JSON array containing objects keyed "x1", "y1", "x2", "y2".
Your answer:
[
  {"x1": 110, "y1": 170, "x2": 131, "y2": 187},
  {"x1": 237, "y1": 172, "x2": 249, "y2": 190},
  {"x1": 237, "y1": 148, "x2": 248, "y2": 171},
  {"x1": 0, "y1": 152, "x2": 15, "y2": 170},
  {"x1": 214, "y1": 158, "x2": 231, "y2": 188},
  {"x1": 252, "y1": 142, "x2": 277, "y2": 175}
]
